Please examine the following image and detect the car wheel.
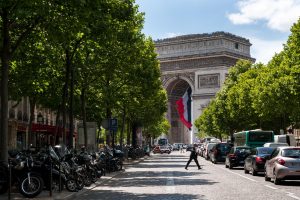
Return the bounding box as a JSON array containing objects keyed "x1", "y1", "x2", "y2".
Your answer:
[
  {"x1": 244, "y1": 165, "x2": 249, "y2": 174},
  {"x1": 274, "y1": 173, "x2": 281, "y2": 185},
  {"x1": 225, "y1": 160, "x2": 228, "y2": 168},
  {"x1": 251, "y1": 168, "x2": 257, "y2": 176},
  {"x1": 264, "y1": 172, "x2": 271, "y2": 181}
]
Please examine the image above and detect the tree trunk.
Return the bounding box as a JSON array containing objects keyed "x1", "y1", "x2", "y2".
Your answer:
[
  {"x1": 53, "y1": 105, "x2": 61, "y2": 145},
  {"x1": 106, "y1": 108, "x2": 112, "y2": 146},
  {"x1": 80, "y1": 88, "x2": 87, "y2": 148},
  {"x1": 127, "y1": 120, "x2": 131, "y2": 145},
  {"x1": 28, "y1": 97, "x2": 36, "y2": 147},
  {"x1": 0, "y1": 9, "x2": 10, "y2": 162},
  {"x1": 132, "y1": 122, "x2": 137, "y2": 148},
  {"x1": 68, "y1": 51, "x2": 74, "y2": 148},
  {"x1": 62, "y1": 49, "x2": 70, "y2": 145},
  {"x1": 120, "y1": 107, "x2": 126, "y2": 146}
]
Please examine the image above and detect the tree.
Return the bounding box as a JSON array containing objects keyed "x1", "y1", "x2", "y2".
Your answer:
[{"x1": 0, "y1": 0, "x2": 52, "y2": 161}]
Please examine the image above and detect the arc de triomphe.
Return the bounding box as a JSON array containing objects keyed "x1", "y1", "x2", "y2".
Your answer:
[{"x1": 155, "y1": 32, "x2": 254, "y2": 144}]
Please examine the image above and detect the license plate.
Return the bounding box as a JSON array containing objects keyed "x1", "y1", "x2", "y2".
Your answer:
[{"x1": 240, "y1": 161, "x2": 244, "y2": 164}]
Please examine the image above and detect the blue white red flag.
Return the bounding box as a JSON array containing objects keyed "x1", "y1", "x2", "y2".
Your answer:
[{"x1": 176, "y1": 90, "x2": 192, "y2": 129}]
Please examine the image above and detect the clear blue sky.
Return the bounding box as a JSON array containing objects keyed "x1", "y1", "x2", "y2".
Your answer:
[{"x1": 135, "y1": 0, "x2": 300, "y2": 64}]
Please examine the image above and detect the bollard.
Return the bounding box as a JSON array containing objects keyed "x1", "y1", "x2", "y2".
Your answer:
[{"x1": 8, "y1": 159, "x2": 11, "y2": 200}]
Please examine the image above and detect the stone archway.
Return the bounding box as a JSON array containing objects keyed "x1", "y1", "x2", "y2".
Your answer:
[
  {"x1": 164, "y1": 75, "x2": 193, "y2": 144},
  {"x1": 155, "y1": 32, "x2": 255, "y2": 144}
]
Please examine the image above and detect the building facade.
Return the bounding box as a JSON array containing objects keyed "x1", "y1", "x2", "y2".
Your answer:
[
  {"x1": 7, "y1": 97, "x2": 78, "y2": 150},
  {"x1": 155, "y1": 32, "x2": 255, "y2": 144}
]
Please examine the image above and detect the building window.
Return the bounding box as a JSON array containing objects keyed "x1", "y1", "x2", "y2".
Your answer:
[
  {"x1": 23, "y1": 113, "x2": 29, "y2": 122},
  {"x1": 17, "y1": 111, "x2": 23, "y2": 121},
  {"x1": 9, "y1": 108, "x2": 15, "y2": 119},
  {"x1": 235, "y1": 42, "x2": 239, "y2": 49}
]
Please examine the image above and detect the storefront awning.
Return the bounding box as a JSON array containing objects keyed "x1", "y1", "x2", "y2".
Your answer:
[{"x1": 31, "y1": 123, "x2": 77, "y2": 137}]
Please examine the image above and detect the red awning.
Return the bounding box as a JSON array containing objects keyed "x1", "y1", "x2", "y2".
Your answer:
[{"x1": 31, "y1": 123, "x2": 77, "y2": 137}]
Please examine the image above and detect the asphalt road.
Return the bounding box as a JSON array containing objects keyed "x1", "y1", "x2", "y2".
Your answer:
[{"x1": 75, "y1": 151, "x2": 300, "y2": 200}]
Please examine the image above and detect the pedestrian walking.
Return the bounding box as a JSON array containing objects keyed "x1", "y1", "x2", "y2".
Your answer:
[
  {"x1": 185, "y1": 146, "x2": 201, "y2": 170},
  {"x1": 180, "y1": 145, "x2": 183, "y2": 153}
]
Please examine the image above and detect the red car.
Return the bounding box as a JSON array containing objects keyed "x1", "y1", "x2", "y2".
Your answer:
[
  {"x1": 152, "y1": 145, "x2": 171, "y2": 154},
  {"x1": 153, "y1": 146, "x2": 161, "y2": 154}
]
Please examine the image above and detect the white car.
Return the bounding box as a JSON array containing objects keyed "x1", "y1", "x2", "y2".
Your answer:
[{"x1": 263, "y1": 143, "x2": 289, "y2": 147}]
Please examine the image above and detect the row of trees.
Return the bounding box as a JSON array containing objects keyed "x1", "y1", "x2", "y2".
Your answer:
[
  {"x1": 195, "y1": 18, "x2": 300, "y2": 140},
  {"x1": 0, "y1": 0, "x2": 169, "y2": 161}
]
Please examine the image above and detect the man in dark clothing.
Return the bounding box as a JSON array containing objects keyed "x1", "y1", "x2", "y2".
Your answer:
[{"x1": 185, "y1": 147, "x2": 201, "y2": 170}]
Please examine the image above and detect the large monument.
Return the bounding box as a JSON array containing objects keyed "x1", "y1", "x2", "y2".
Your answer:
[{"x1": 155, "y1": 32, "x2": 255, "y2": 144}]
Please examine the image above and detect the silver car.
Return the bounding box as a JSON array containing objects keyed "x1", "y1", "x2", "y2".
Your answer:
[{"x1": 265, "y1": 147, "x2": 300, "y2": 185}]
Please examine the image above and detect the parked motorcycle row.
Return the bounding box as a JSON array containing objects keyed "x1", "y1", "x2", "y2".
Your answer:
[{"x1": 0, "y1": 145, "x2": 124, "y2": 198}]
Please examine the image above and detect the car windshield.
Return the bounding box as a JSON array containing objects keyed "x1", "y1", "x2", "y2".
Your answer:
[
  {"x1": 257, "y1": 147, "x2": 274, "y2": 155},
  {"x1": 218, "y1": 144, "x2": 231, "y2": 152},
  {"x1": 282, "y1": 149, "x2": 300, "y2": 158},
  {"x1": 236, "y1": 147, "x2": 251, "y2": 154}
]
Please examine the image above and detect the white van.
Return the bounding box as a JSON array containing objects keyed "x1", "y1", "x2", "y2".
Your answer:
[{"x1": 274, "y1": 134, "x2": 296, "y2": 146}]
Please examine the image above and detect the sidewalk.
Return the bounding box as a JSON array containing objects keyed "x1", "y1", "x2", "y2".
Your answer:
[{"x1": 0, "y1": 157, "x2": 146, "y2": 200}]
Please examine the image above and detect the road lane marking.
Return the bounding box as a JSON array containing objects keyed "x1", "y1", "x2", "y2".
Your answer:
[
  {"x1": 203, "y1": 158, "x2": 300, "y2": 199},
  {"x1": 165, "y1": 157, "x2": 175, "y2": 193},
  {"x1": 287, "y1": 192, "x2": 300, "y2": 200},
  {"x1": 264, "y1": 185, "x2": 277, "y2": 190},
  {"x1": 211, "y1": 162, "x2": 258, "y2": 182}
]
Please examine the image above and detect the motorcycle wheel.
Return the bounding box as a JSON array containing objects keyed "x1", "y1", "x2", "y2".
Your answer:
[
  {"x1": 90, "y1": 170, "x2": 98, "y2": 183},
  {"x1": 116, "y1": 161, "x2": 123, "y2": 171},
  {"x1": 19, "y1": 174, "x2": 44, "y2": 198},
  {"x1": 83, "y1": 175, "x2": 91, "y2": 187},
  {"x1": 76, "y1": 176, "x2": 84, "y2": 190},
  {"x1": 66, "y1": 179, "x2": 77, "y2": 192}
]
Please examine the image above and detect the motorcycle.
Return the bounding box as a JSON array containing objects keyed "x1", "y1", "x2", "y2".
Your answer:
[{"x1": 0, "y1": 150, "x2": 44, "y2": 198}]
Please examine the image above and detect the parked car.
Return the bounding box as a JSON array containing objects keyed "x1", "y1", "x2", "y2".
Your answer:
[
  {"x1": 197, "y1": 144, "x2": 204, "y2": 156},
  {"x1": 244, "y1": 147, "x2": 275, "y2": 176},
  {"x1": 225, "y1": 146, "x2": 251, "y2": 169},
  {"x1": 167, "y1": 144, "x2": 173, "y2": 151},
  {"x1": 159, "y1": 145, "x2": 171, "y2": 154},
  {"x1": 186, "y1": 144, "x2": 194, "y2": 151},
  {"x1": 152, "y1": 146, "x2": 161, "y2": 154},
  {"x1": 204, "y1": 143, "x2": 217, "y2": 160},
  {"x1": 265, "y1": 147, "x2": 300, "y2": 185},
  {"x1": 263, "y1": 143, "x2": 289, "y2": 147},
  {"x1": 209, "y1": 143, "x2": 233, "y2": 164},
  {"x1": 173, "y1": 143, "x2": 184, "y2": 151}
]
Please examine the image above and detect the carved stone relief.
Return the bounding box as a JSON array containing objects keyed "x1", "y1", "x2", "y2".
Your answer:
[
  {"x1": 161, "y1": 72, "x2": 195, "y2": 89},
  {"x1": 198, "y1": 73, "x2": 220, "y2": 88},
  {"x1": 160, "y1": 57, "x2": 237, "y2": 72}
]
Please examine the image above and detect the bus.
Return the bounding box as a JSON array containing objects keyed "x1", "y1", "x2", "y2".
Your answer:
[
  {"x1": 158, "y1": 138, "x2": 168, "y2": 146},
  {"x1": 233, "y1": 130, "x2": 274, "y2": 148}
]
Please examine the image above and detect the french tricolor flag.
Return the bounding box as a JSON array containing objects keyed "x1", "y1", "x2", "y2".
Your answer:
[{"x1": 176, "y1": 89, "x2": 192, "y2": 129}]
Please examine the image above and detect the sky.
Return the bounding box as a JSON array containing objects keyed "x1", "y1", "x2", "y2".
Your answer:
[{"x1": 134, "y1": 0, "x2": 300, "y2": 64}]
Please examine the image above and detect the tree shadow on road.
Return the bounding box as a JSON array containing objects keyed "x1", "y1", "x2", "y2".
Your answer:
[{"x1": 79, "y1": 188, "x2": 206, "y2": 200}]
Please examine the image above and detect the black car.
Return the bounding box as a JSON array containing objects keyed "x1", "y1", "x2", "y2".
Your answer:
[
  {"x1": 225, "y1": 146, "x2": 251, "y2": 169},
  {"x1": 244, "y1": 147, "x2": 275, "y2": 176},
  {"x1": 186, "y1": 144, "x2": 194, "y2": 151},
  {"x1": 209, "y1": 143, "x2": 233, "y2": 164}
]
